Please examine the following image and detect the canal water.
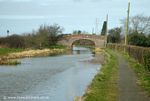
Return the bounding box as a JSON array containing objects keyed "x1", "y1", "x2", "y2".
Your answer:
[{"x1": 0, "y1": 47, "x2": 101, "y2": 101}]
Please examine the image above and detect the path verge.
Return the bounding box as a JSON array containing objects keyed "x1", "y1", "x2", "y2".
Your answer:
[{"x1": 82, "y1": 49, "x2": 118, "y2": 101}]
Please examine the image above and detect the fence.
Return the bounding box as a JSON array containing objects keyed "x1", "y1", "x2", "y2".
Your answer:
[{"x1": 106, "y1": 43, "x2": 150, "y2": 71}]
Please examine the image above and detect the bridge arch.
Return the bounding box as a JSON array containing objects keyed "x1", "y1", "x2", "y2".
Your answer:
[{"x1": 71, "y1": 38, "x2": 96, "y2": 47}]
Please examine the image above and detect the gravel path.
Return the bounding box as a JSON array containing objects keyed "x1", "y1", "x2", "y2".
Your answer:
[{"x1": 118, "y1": 54, "x2": 150, "y2": 101}]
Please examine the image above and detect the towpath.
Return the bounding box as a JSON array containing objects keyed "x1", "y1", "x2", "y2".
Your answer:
[{"x1": 118, "y1": 54, "x2": 150, "y2": 101}]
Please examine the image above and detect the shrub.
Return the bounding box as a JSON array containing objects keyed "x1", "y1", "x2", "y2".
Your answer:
[{"x1": 144, "y1": 51, "x2": 150, "y2": 71}]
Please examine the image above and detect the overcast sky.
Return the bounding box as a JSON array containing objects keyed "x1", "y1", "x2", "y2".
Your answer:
[{"x1": 0, "y1": 0, "x2": 149, "y2": 36}]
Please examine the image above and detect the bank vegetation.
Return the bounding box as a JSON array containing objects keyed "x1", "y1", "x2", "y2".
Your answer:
[
  {"x1": 0, "y1": 24, "x2": 67, "y2": 65},
  {"x1": 82, "y1": 49, "x2": 118, "y2": 101}
]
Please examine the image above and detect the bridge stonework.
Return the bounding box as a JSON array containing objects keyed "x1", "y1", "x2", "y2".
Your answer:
[{"x1": 58, "y1": 34, "x2": 105, "y2": 48}]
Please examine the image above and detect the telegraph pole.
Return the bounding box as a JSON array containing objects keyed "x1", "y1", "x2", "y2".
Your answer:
[
  {"x1": 95, "y1": 18, "x2": 98, "y2": 34},
  {"x1": 125, "y1": 2, "x2": 130, "y2": 45}
]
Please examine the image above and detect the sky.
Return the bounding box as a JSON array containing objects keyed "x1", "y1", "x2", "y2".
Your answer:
[{"x1": 0, "y1": 0, "x2": 150, "y2": 36}]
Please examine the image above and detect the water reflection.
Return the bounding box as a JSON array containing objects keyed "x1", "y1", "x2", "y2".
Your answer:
[{"x1": 72, "y1": 46, "x2": 92, "y2": 54}]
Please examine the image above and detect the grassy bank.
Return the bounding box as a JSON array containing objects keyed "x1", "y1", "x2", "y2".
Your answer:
[
  {"x1": 0, "y1": 48, "x2": 24, "y2": 56},
  {"x1": 0, "y1": 59, "x2": 20, "y2": 65},
  {"x1": 83, "y1": 49, "x2": 118, "y2": 101},
  {"x1": 0, "y1": 46, "x2": 67, "y2": 65},
  {"x1": 123, "y1": 53, "x2": 150, "y2": 95},
  {"x1": 48, "y1": 44, "x2": 67, "y2": 49},
  {"x1": 8, "y1": 48, "x2": 66, "y2": 58},
  {"x1": 0, "y1": 48, "x2": 23, "y2": 65}
]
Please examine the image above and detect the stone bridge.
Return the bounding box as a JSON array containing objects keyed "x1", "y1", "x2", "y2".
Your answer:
[{"x1": 58, "y1": 34, "x2": 105, "y2": 48}]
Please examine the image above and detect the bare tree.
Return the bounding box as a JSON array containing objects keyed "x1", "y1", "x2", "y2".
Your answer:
[
  {"x1": 131, "y1": 14, "x2": 150, "y2": 34},
  {"x1": 121, "y1": 14, "x2": 150, "y2": 34}
]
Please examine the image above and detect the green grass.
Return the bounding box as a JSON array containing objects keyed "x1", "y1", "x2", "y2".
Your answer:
[
  {"x1": 0, "y1": 48, "x2": 24, "y2": 56},
  {"x1": 48, "y1": 44, "x2": 67, "y2": 49},
  {"x1": 0, "y1": 48, "x2": 22, "y2": 65},
  {"x1": 123, "y1": 53, "x2": 150, "y2": 96},
  {"x1": 83, "y1": 49, "x2": 118, "y2": 101}
]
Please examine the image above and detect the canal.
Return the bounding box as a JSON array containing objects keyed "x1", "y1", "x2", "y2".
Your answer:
[{"x1": 0, "y1": 47, "x2": 101, "y2": 101}]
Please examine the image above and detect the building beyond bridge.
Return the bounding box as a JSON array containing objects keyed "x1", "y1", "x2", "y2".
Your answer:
[{"x1": 58, "y1": 34, "x2": 105, "y2": 48}]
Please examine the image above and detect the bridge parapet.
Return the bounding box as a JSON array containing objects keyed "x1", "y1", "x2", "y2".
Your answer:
[
  {"x1": 63, "y1": 34, "x2": 105, "y2": 40},
  {"x1": 58, "y1": 34, "x2": 105, "y2": 48}
]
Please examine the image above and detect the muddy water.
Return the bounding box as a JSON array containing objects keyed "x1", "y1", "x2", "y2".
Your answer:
[{"x1": 0, "y1": 47, "x2": 101, "y2": 101}]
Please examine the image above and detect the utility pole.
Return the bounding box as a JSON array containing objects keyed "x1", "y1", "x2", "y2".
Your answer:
[
  {"x1": 125, "y1": 2, "x2": 130, "y2": 45},
  {"x1": 95, "y1": 18, "x2": 98, "y2": 34}
]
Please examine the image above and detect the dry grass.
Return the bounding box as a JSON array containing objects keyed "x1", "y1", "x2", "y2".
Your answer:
[
  {"x1": 0, "y1": 48, "x2": 66, "y2": 65},
  {"x1": 7, "y1": 49, "x2": 65, "y2": 59}
]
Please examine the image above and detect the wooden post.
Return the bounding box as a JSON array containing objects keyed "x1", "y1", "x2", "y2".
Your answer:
[{"x1": 124, "y1": 2, "x2": 130, "y2": 52}]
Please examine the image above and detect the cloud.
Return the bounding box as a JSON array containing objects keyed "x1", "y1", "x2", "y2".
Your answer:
[
  {"x1": 73, "y1": 0, "x2": 83, "y2": 2},
  {"x1": 0, "y1": 0, "x2": 32, "y2": 2},
  {"x1": 0, "y1": 15, "x2": 68, "y2": 20},
  {"x1": 73, "y1": 0, "x2": 111, "y2": 2},
  {"x1": 40, "y1": 3, "x2": 49, "y2": 6},
  {"x1": 12, "y1": 0, "x2": 32, "y2": 2},
  {"x1": 0, "y1": 15, "x2": 46, "y2": 19}
]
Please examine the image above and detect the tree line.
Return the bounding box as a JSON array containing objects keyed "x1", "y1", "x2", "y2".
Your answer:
[
  {"x1": 107, "y1": 14, "x2": 150, "y2": 47},
  {"x1": 0, "y1": 24, "x2": 63, "y2": 49}
]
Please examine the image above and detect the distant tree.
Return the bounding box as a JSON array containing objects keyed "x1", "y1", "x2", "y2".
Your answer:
[
  {"x1": 23, "y1": 24, "x2": 63, "y2": 48},
  {"x1": 7, "y1": 30, "x2": 10, "y2": 36},
  {"x1": 78, "y1": 30, "x2": 82, "y2": 34},
  {"x1": 128, "y1": 32, "x2": 148, "y2": 47},
  {"x1": 57, "y1": 34, "x2": 65, "y2": 40},
  {"x1": 0, "y1": 34, "x2": 25, "y2": 48},
  {"x1": 35, "y1": 26, "x2": 49, "y2": 48},
  {"x1": 73, "y1": 30, "x2": 78, "y2": 34},
  {"x1": 101, "y1": 21, "x2": 107, "y2": 35},
  {"x1": 46, "y1": 24, "x2": 63, "y2": 45},
  {"x1": 0, "y1": 24, "x2": 63, "y2": 48},
  {"x1": 23, "y1": 33, "x2": 37, "y2": 48},
  {"x1": 121, "y1": 14, "x2": 150, "y2": 34},
  {"x1": 107, "y1": 27, "x2": 122, "y2": 43},
  {"x1": 120, "y1": 14, "x2": 150, "y2": 47},
  {"x1": 147, "y1": 34, "x2": 150, "y2": 47},
  {"x1": 73, "y1": 30, "x2": 82, "y2": 34},
  {"x1": 131, "y1": 15, "x2": 150, "y2": 34}
]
